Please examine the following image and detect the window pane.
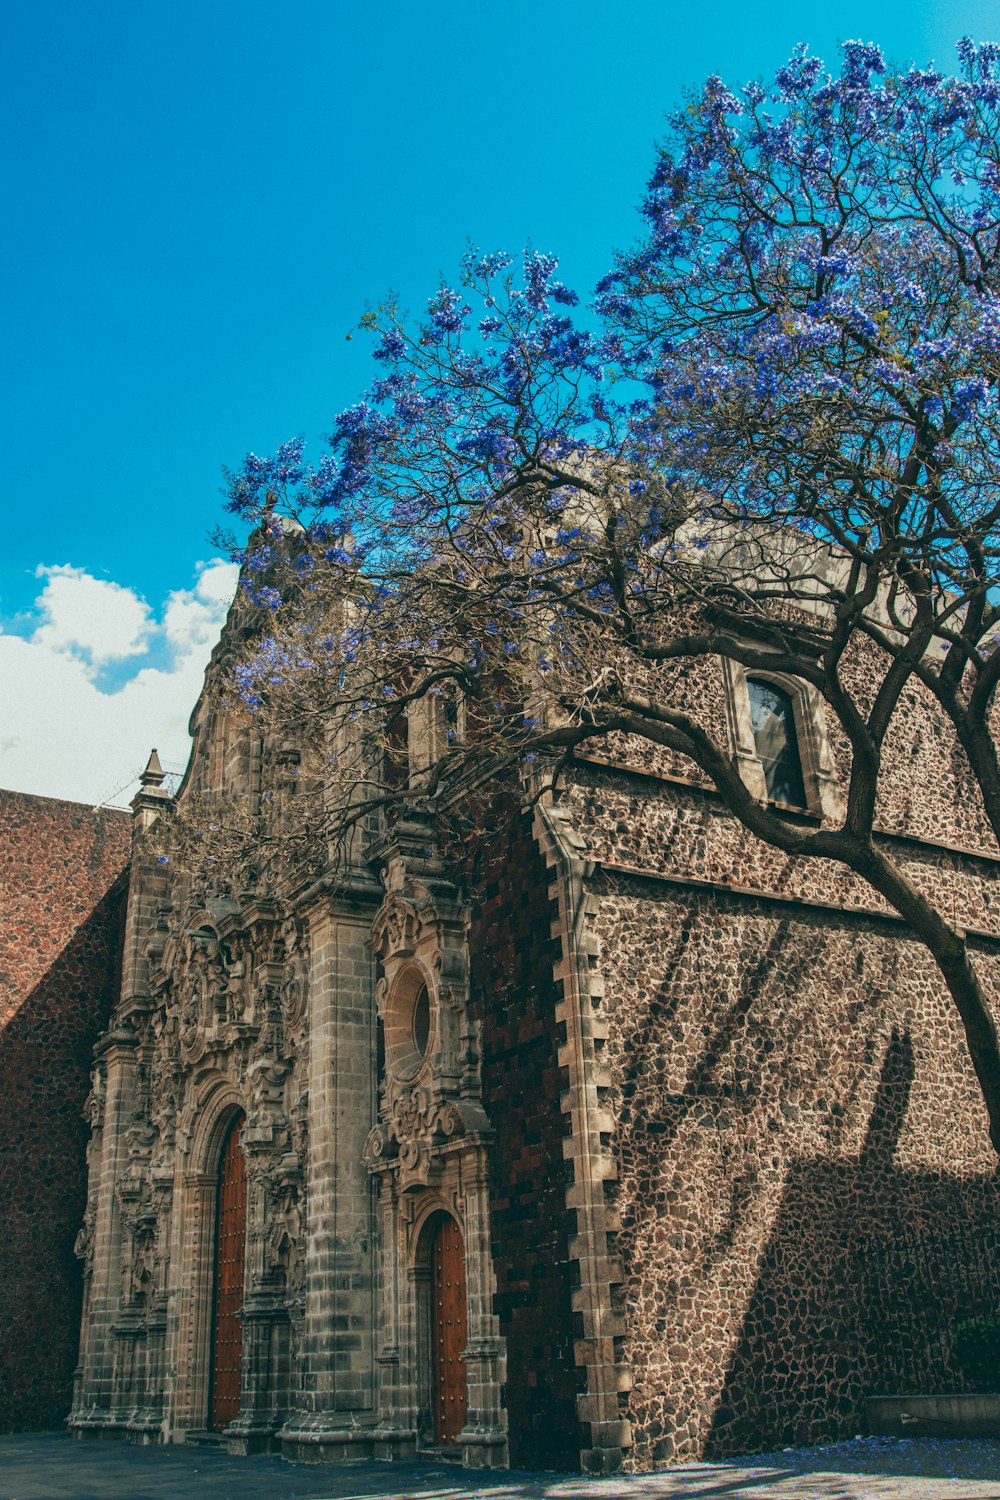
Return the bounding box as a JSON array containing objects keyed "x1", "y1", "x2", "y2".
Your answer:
[
  {"x1": 412, "y1": 983, "x2": 431, "y2": 1059},
  {"x1": 442, "y1": 683, "x2": 462, "y2": 743},
  {"x1": 747, "y1": 680, "x2": 807, "y2": 809}
]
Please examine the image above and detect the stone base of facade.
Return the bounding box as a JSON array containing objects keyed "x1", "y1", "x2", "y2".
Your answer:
[
  {"x1": 223, "y1": 1418, "x2": 284, "y2": 1455},
  {"x1": 68, "y1": 1410, "x2": 163, "y2": 1444},
  {"x1": 278, "y1": 1416, "x2": 378, "y2": 1464},
  {"x1": 454, "y1": 1427, "x2": 509, "y2": 1469},
  {"x1": 69, "y1": 1424, "x2": 129, "y2": 1442},
  {"x1": 370, "y1": 1425, "x2": 419, "y2": 1462},
  {"x1": 580, "y1": 1429, "x2": 630, "y2": 1476},
  {"x1": 581, "y1": 1448, "x2": 625, "y2": 1476},
  {"x1": 124, "y1": 1413, "x2": 164, "y2": 1445}
]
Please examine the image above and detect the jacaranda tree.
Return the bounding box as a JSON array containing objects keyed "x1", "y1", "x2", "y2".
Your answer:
[{"x1": 209, "y1": 39, "x2": 1000, "y2": 1151}]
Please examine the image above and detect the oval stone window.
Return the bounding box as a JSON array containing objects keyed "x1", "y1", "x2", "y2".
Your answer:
[
  {"x1": 412, "y1": 983, "x2": 430, "y2": 1059},
  {"x1": 384, "y1": 968, "x2": 434, "y2": 1080}
]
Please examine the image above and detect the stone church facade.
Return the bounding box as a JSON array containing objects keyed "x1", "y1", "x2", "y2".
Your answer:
[{"x1": 67, "y1": 610, "x2": 1000, "y2": 1472}]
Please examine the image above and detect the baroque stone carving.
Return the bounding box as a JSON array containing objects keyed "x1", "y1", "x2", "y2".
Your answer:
[
  {"x1": 368, "y1": 861, "x2": 491, "y2": 1189},
  {"x1": 83, "y1": 1076, "x2": 105, "y2": 1130}
]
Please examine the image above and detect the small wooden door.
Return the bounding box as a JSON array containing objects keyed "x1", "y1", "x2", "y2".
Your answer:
[
  {"x1": 431, "y1": 1213, "x2": 468, "y2": 1447},
  {"x1": 210, "y1": 1114, "x2": 246, "y2": 1431}
]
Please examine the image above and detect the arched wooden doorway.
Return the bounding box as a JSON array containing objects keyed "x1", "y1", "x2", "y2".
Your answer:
[
  {"x1": 209, "y1": 1111, "x2": 246, "y2": 1431},
  {"x1": 429, "y1": 1211, "x2": 468, "y2": 1447}
]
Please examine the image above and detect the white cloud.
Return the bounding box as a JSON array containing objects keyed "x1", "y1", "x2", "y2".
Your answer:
[
  {"x1": 31, "y1": 565, "x2": 153, "y2": 664},
  {"x1": 162, "y1": 559, "x2": 239, "y2": 656},
  {"x1": 0, "y1": 559, "x2": 239, "y2": 807}
]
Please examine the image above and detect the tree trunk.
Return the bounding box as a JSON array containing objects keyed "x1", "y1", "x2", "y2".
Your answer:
[
  {"x1": 949, "y1": 707, "x2": 1000, "y2": 861},
  {"x1": 854, "y1": 841, "x2": 1000, "y2": 1159}
]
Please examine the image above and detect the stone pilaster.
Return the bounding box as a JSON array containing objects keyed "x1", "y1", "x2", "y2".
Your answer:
[
  {"x1": 227, "y1": 1151, "x2": 291, "y2": 1452},
  {"x1": 371, "y1": 1174, "x2": 415, "y2": 1459},
  {"x1": 456, "y1": 1153, "x2": 507, "y2": 1467},
  {"x1": 227, "y1": 1290, "x2": 290, "y2": 1453},
  {"x1": 69, "y1": 1025, "x2": 139, "y2": 1435},
  {"x1": 179, "y1": 1172, "x2": 219, "y2": 1433},
  {"x1": 280, "y1": 882, "x2": 380, "y2": 1462},
  {"x1": 120, "y1": 750, "x2": 172, "y2": 1021}
]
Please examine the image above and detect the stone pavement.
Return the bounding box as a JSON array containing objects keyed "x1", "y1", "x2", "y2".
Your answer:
[{"x1": 1, "y1": 1432, "x2": 998, "y2": 1500}]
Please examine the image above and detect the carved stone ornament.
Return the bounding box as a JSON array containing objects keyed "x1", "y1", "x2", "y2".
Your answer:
[
  {"x1": 363, "y1": 1125, "x2": 391, "y2": 1168},
  {"x1": 246, "y1": 1054, "x2": 290, "y2": 1142},
  {"x1": 83, "y1": 1079, "x2": 105, "y2": 1130},
  {"x1": 74, "y1": 1208, "x2": 96, "y2": 1276},
  {"x1": 371, "y1": 893, "x2": 424, "y2": 963},
  {"x1": 129, "y1": 1222, "x2": 156, "y2": 1301},
  {"x1": 390, "y1": 1083, "x2": 432, "y2": 1141},
  {"x1": 282, "y1": 965, "x2": 307, "y2": 1037},
  {"x1": 367, "y1": 861, "x2": 491, "y2": 1199},
  {"x1": 149, "y1": 1011, "x2": 182, "y2": 1155},
  {"x1": 375, "y1": 1078, "x2": 484, "y2": 1185}
]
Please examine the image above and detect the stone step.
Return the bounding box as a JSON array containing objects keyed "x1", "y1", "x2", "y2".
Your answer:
[{"x1": 418, "y1": 1444, "x2": 464, "y2": 1465}]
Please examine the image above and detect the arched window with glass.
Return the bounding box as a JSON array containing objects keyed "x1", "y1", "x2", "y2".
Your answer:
[{"x1": 746, "y1": 678, "x2": 807, "y2": 810}]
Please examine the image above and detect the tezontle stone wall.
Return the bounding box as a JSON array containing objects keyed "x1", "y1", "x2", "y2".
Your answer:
[
  {"x1": 0, "y1": 791, "x2": 130, "y2": 1432},
  {"x1": 562, "y1": 762, "x2": 1000, "y2": 1467}
]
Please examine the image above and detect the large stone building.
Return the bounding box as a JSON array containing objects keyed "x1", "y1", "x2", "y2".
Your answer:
[{"x1": 66, "y1": 599, "x2": 1000, "y2": 1472}]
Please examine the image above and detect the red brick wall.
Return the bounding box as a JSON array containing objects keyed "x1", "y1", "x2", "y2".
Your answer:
[
  {"x1": 0, "y1": 791, "x2": 130, "y2": 1432},
  {"x1": 468, "y1": 806, "x2": 582, "y2": 1469}
]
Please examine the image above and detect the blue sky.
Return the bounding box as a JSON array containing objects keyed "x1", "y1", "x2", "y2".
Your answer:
[{"x1": 2, "y1": 0, "x2": 996, "y2": 802}]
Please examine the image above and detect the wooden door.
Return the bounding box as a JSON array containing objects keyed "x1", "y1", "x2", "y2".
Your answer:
[
  {"x1": 210, "y1": 1114, "x2": 246, "y2": 1431},
  {"x1": 431, "y1": 1214, "x2": 468, "y2": 1447}
]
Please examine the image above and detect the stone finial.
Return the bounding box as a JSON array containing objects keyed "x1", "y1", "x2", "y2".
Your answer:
[
  {"x1": 140, "y1": 749, "x2": 166, "y2": 790},
  {"x1": 132, "y1": 749, "x2": 171, "y2": 830}
]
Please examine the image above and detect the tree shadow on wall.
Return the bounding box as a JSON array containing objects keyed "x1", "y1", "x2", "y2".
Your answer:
[
  {"x1": 704, "y1": 1030, "x2": 1000, "y2": 1457},
  {"x1": 0, "y1": 881, "x2": 125, "y2": 1433},
  {"x1": 613, "y1": 909, "x2": 843, "y2": 1286}
]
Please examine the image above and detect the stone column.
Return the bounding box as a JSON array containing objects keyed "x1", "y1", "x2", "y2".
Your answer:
[
  {"x1": 138, "y1": 1290, "x2": 168, "y2": 1441},
  {"x1": 69, "y1": 1025, "x2": 139, "y2": 1435},
  {"x1": 458, "y1": 1155, "x2": 508, "y2": 1468},
  {"x1": 229, "y1": 1292, "x2": 288, "y2": 1453},
  {"x1": 227, "y1": 1155, "x2": 289, "y2": 1453},
  {"x1": 171, "y1": 1171, "x2": 218, "y2": 1433},
  {"x1": 371, "y1": 1173, "x2": 416, "y2": 1458},
  {"x1": 280, "y1": 886, "x2": 379, "y2": 1462}
]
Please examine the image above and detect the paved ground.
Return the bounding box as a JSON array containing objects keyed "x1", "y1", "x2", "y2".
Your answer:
[{"x1": 1, "y1": 1432, "x2": 998, "y2": 1500}]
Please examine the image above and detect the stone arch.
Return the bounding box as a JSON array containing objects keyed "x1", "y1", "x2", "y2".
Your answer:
[
  {"x1": 192, "y1": 1080, "x2": 246, "y2": 1171},
  {"x1": 408, "y1": 1198, "x2": 468, "y2": 1448},
  {"x1": 424, "y1": 1208, "x2": 469, "y2": 1447},
  {"x1": 410, "y1": 1192, "x2": 465, "y2": 1269},
  {"x1": 209, "y1": 1109, "x2": 248, "y2": 1431}
]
